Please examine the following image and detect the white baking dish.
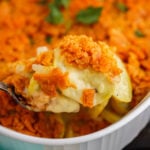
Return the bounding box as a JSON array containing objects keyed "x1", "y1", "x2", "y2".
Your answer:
[{"x1": 0, "y1": 92, "x2": 149, "y2": 150}]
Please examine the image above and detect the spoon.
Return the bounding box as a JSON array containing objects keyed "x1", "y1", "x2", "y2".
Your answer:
[{"x1": 0, "y1": 81, "x2": 33, "y2": 111}]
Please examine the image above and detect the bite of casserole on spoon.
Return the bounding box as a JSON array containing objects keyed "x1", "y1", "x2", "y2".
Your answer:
[{"x1": 0, "y1": 35, "x2": 132, "y2": 113}]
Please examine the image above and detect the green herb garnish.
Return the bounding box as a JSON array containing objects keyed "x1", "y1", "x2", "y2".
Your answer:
[
  {"x1": 134, "y1": 30, "x2": 145, "y2": 38},
  {"x1": 45, "y1": 0, "x2": 70, "y2": 24},
  {"x1": 116, "y1": 2, "x2": 128, "y2": 12},
  {"x1": 76, "y1": 6, "x2": 103, "y2": 25},
  {"x1": 45, "y1": 36, "x2": 52, "y2": 43},
  {"x1": 54, "y1": 0, "x2": 70, "y2": 8},
  {"x1": 45, "y1": 3, "x2": 63, "y2": 24}
]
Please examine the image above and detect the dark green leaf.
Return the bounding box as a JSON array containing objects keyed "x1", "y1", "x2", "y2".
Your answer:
[
  {"x1": 60, "y1": 0, "x2": 70, "y2": 8},
  {"x1": 54, "y1": 0, "x2": 70, "y2": 8},
  {"x1": 76, "y1": 6, "x2": 103, "y2": 25},
  {"x1": 45, "y1": 36, "x2": 52, "y2": 43},
  {"x1": 134, "y1": 30, "x2": 145, "y2": 38},
  {"x1": 116, "y1": 2, "x2": 128, "y2": 12},
  {"x1": 46, "y1": 3, "x2": 63, "y2": 24}
]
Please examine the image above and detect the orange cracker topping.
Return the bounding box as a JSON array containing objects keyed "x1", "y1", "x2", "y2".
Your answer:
[
  {"x1": 35, "y1": 51, "x2": 54, "y2": 66},
  {"x1": 81, "y1": 89, "x2": 95, "y2": 108},
  {"x1": 33, "y1": 68, "x2": 71, "y2": 97},
  {"x1": 60, "y1": 35, "x2": 121, "y2": 77}
]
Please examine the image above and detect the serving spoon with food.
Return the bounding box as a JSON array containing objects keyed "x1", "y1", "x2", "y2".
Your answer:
[
  {"x1": 0, "y1": 81, "x2": 33, "y2": 110},
  {"x1": 0, "y1": 35, "x2": 132, "y2": 114}
]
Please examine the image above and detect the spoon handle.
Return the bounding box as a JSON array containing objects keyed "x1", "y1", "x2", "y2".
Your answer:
[{"x1": 0, "y1": 81, "x2": 11, "y2": 93}]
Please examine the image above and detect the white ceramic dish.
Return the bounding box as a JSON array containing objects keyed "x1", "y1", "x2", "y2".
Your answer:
[{"x1": 0, "y1": 92, "x2": 150, "y2": 150}]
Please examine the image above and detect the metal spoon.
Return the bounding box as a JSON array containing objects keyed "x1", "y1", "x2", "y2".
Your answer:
[{"x1": 0, "y1": 81, "x2": 32, "y2": 111}]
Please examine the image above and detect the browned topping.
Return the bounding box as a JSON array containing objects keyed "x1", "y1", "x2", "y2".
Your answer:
[
  {"x1": 35, "y1": 51, "x2": 54, "y2": 66},
  {"x1": 0, "y1": 92, "x2": 64, "y2": 138},
  {"x1": 4, "y1": 74, "x2": 29, "y2": 94},
  {"x1": 60, "y1": 35, "x2": 121, "y2": 77},
  {"x1": 33, "y1": 68, "x2": 71, "y2": 97},
  {"x1": 82, "y1": 89, "x2": 95, "y2": 107},
  {"x1": 34, "y1": 113, "x2": 65, "y2": 138},
  {"x1": 69, "y1": 110, "x2": 109, "y2": 136},
  {"x1": 0, "y1": 0, "x2": 149, "y2": 139}
]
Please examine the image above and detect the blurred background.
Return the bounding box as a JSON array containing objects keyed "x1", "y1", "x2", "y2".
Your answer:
[{"x1": 123, "y1": 121, "x2": 150, "y2": 150}]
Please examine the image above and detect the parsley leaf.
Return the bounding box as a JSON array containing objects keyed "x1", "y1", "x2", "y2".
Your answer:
[
  {"x1": 45, "y1": 0, "x2": 70, "y2": 24},
  {"x1": 54, "y1": 0, "x2": 70, "y2": 8},
  {"x1": 45, "y1": 36, "x2": 52, "y2": 43},
  {"x1": 45, "y1": 3, "x2": 63, "y2": 24},
  {"x1": 134, "y1": 30, "x2": 145, "y2": 38},
  {"x1": 76, "y1": 6, "x2": 103, "y2": 25},
  {"x1": 116, "y1": 2, "x2": 128, "y2": 12}
]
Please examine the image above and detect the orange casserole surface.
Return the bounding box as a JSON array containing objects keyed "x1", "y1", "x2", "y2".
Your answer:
[{"x1": 0, "y1": 0, "x2": 150, "y2": 138}]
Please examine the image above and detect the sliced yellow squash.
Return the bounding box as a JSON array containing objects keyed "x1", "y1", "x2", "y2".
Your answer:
[{"x1": 112, "y1": 55, "x2": 132, "y2": 102}]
